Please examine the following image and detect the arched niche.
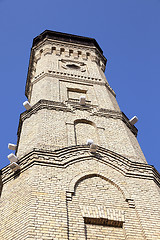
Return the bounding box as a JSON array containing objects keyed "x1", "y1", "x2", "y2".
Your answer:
[
  {"x1": 74, "y1": 119, "x2": 99, "y2": 145},
  {"x1": 66, "y1": 173, "x2": 133, "y2": 240},
  {"x1": 67, "y1": 172, "x2": 131, "y2": 201}
]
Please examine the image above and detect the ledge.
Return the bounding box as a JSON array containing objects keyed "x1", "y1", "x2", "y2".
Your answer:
[{"x1": 1, "y1": 145, "x2": 160, "y2": 186}]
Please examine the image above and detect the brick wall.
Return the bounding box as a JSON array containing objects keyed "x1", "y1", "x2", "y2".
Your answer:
[
  {"x1": 1, "y1": 31, "x2": 159, "y2": 240},
  {"x1": 1, "y1": 156, "x2": 159, "y2": 239}
]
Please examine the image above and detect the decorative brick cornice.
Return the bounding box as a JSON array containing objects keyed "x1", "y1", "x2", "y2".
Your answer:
[
  {"x1": 32, "y1": 71, "x2": 107, "y2": 90},
  {"x1": 32, "y1": 40, "x2": 106, "y2": 74},
  {"x1": 1, "y1": 145, "x2": 160, "y2": 187},
  {"x1": 33, "y1": 71, "x2": 104, "y2": 84},
  {"x1": 21, "y1": 99, "x2": 72, "y2": 122},
  {"x1": 26, "y1": 71, "x2": 115, "y2": 100}
]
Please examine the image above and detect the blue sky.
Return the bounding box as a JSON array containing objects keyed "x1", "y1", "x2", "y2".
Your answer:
[{"x1": 0, "y1": 0, "x2": 160, "y2": 172}]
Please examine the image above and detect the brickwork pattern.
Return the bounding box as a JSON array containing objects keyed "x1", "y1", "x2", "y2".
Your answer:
[
  {"x1": 1, "y1": 31, "x2": 160, "y2": 240},
  {"x1": 1, "y1": 157, "x2": 160, "y2": 239},
  {"x1": 17, "y1": 107, "x2": 146, "y2": 163},
  {"x1": 85, "y1": 224, "x2": 125, "y2": 240}
]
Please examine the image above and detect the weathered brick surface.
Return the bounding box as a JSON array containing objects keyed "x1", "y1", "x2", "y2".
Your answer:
[
  {"x1": 17, "y1": 108, "x2": 146, "y2": 163},
  {"x1": 1, "y1": 158, "x2": 159, "y2": 239},
  {"x1": 0, "y1": 31, "x2": 160, "y2": 239}
]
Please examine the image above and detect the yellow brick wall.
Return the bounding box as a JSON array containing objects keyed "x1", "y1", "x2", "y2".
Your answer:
[
  {"x1": 1, "y1": 32, "x2": 159, "y2": 240},
  {"x1": 1, "y1": 158, "x2": 159, "y2": 239}
]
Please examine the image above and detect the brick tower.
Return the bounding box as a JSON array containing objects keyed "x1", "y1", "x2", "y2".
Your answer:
[{"x1": 0, "y1": 30, "x2": 160, "y2": 240}]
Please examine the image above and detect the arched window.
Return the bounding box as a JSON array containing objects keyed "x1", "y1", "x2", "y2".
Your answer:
[{"x1": 74, "y1": 119, "x2": 98, "y2": 145}]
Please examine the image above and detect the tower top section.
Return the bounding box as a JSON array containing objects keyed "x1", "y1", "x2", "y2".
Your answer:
[
  {"x1": 25, "y1": 30, "x2": 107, "y2": 98},
  {"x1": 32, "y1": 30, "x2": 104, "y2": 54}
]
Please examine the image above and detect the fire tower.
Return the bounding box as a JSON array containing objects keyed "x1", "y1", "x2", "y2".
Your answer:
[{"x1": 0, "y1": 30, "x2": 160, "y2": 240}]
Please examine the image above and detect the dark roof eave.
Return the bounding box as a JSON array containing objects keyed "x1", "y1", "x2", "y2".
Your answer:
[{"x1": 32, "y1": 30, "x2": 104, "y2": 54}]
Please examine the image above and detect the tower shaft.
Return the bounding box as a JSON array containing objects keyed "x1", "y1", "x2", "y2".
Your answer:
[{"x1": 0, "y1": 31, "x2": 159, "y2": 240}]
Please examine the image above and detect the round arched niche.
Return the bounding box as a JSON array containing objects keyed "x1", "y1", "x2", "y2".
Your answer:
[
  {"x1": 66, "y1": 174, "x2": 129, "y2": 240},
  {"x1": 74, "y1": 175, "x2": 127, "y2": 208},
  {"x1": 74, "y1": 119, "x2": 99, "y2": 145}
]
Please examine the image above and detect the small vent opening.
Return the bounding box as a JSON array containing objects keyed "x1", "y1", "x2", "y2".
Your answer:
[{"x1": 66, "y1": 64, "x2": 80, "y2": 70}]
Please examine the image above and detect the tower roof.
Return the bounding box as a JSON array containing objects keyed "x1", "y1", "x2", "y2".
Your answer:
[{"x1": 32, "y1": 30, "x2": 103, "y2": 54}]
